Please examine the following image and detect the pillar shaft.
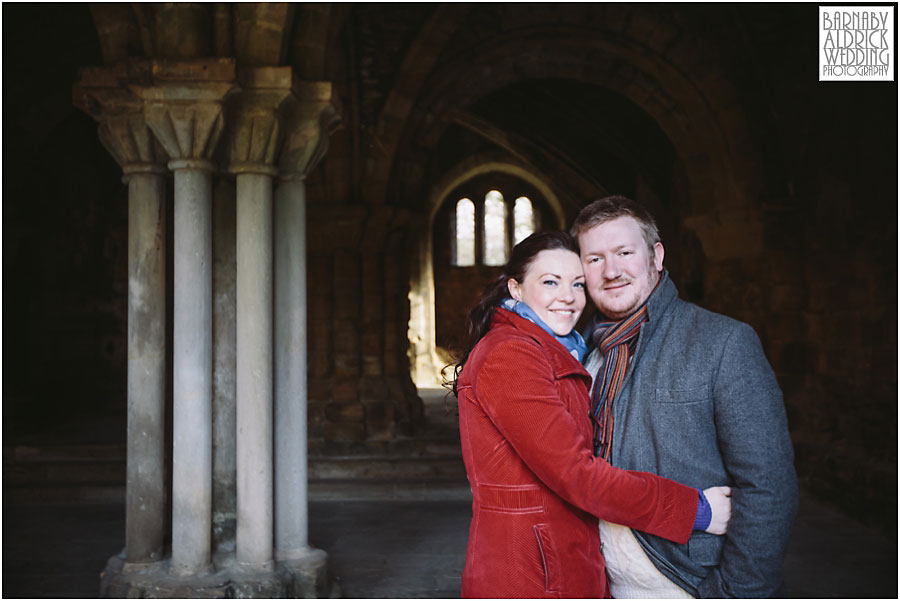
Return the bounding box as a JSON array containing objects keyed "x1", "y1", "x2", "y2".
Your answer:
[
  {"x1": 125, "y1": 168, "x2": 167, "y2": 564},
  {"x1": 235, "y1": 171, "x2": 275, "y2": 568},
  {"x1": 274, "y1": 176, "x2": 310, "y2": 557},
  {"x1": 171, "y1": 163, "x2": 214, "y2": 575}
]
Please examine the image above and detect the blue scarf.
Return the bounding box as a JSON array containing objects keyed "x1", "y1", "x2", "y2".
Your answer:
[{"x1": 500, "y1": 298, "x2": 588, "y2": 362}]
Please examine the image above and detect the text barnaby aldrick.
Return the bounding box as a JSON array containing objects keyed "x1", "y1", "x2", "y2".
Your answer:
[{"x1": 821, "y1": 8, "x2": 892, "y2": 78}]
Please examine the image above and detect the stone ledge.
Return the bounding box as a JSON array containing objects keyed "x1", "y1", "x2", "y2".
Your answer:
[{"x1": 100, "y1": 548, "x2": 334, "y2": 598}]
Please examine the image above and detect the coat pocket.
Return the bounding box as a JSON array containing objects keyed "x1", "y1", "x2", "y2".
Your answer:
[
  {"x1": 533, "y1": 523, "x2": 562, "y2": 593},
  {"x1": 654, "y1": 386, "x2": 710, "y2": 404}
]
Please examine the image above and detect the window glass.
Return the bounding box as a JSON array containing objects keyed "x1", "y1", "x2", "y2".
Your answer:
[
  {"x1": 483, "y1": 190, "x2": 507, "y2": 266},
  {"x1": 454, "y1": 198, "x2": 475, "y2": 266},
  {"x1": 513, "y1": 196, "x2": 534, "y2": 245}
]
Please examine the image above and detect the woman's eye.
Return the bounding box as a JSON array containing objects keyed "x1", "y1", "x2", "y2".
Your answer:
[
  {"x1": 543, "y1": 279, "x2": 557, "y2": 286},
  {"x1": 574, "y1": 282, "x2": 585, "y2": 289}
]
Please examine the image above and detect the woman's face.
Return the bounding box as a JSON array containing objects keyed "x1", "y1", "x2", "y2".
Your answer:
[{"x1": 507, "y1": 248, "x2": 586, "y2": 336}]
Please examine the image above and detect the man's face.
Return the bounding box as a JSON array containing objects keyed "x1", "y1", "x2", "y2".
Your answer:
[{"x1": 578, "y1": 216, "x2": 664, "y2": 320}]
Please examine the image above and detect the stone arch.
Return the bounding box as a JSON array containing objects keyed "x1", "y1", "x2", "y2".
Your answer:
[
  {"x1": 404, "y1": 29, "x2": 761, "y2": 213},
  {"x1": 363, "y1": 4, "x2": 473, "y2": 207},
  {"x1": 380, "y1": 6, "x2": 771, "y2": 265},
  {"x1": 409, "y1": 155, "x2": 564, "y2": 386}
]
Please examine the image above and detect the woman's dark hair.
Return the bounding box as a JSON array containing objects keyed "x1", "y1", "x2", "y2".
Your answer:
[{"x1": 448, "y1": 230, "x2": 580, "y2": 394}]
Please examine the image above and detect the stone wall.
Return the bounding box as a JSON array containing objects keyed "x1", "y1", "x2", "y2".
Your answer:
[{"x1": 306, "y1": 205, "x2": 423, "y2": 454}]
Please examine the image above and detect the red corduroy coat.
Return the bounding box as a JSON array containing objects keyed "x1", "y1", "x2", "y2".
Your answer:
[{"x1": 456, "y1": 309, "x2": 697, "y2": 598}]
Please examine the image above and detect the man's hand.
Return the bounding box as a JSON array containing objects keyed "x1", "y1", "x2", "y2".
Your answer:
[{"x1": 703, "y1": 486, "x2": 732, "y2": 535}]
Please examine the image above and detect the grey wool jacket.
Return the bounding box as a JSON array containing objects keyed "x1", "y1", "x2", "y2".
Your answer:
[{"x1": 584, "y1": 271, "x2": 798, "y2": 598}]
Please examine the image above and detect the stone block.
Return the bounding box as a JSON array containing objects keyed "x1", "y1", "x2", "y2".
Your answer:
[
  {"x1": 361, "y1": 331, "x2": 383, "y2": 355},
  {"x1": 802, "y1": 313, "x2": 826, "y2": 345},
  {"x1": 871, "y1": 349, "x2": 898, "y2": 383},
  {"x1": 805, "y1": 280, "x2": 832, "y2": 313},
  {"x1": 308, "y1": 400, "x2": 327, "y2": 434},
  {"x1": 768, "y1": 283, "x2": 807, "y2": 313},
  {"x1": 323, "y1": 422, "x2": 366, "y2": 443},
  {"x1": 309, "y1": 351, "x2": 332, "y2": 379},
  {"x1": 383, "y1": 351, "x2": 401, "y2": 377},
  {"x1": 359, "y1": 376, "x2": 388, "y2": 402},
  {"x1": 333, "y1": 293, "x2": 359, "y2": 319},
  {"x1": 739, "y1": 281, "x2": 764, "y2": 313},
  {"x1": 332, "y1": 378, "x2": 359, "y2": 402},
  {"x1": 362, "y1": 399, "x2": 394, "y2": 440},
  {"x1": 325, "y1": 401, "x2": 365, "y2": 423},
  {"x1": 333, "y1": 322, "x2": 359, "y2": 351},
  {"x1": 362, "y1": 354, "x2": 383, "y2": 377},
  {"x1": 764, "y1": 311, "x2": 804, "y2": 344},
  {"x1": 333, "y1": 353, "x2": 360, "y2": 379},
  {"x1": 770, "y1": 341, "x2": 811, "y2": 374},
  {"x1": 308, "y1": 377, "x2": 332, "y2": 401}
]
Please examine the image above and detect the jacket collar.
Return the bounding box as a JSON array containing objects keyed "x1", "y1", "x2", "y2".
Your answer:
[
  {"x1": 493, "y1": 308, "x2": 590, "y2": 379},
  {"x1": 644, "y1": 269, "x2": 678, "y2": 328}
]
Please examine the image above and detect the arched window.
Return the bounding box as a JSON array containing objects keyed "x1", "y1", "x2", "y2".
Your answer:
[
  {"x1": 453, "y1": 198, "x2": 475, "y2": 266},
  {"x1": 448, "y1": 181, "x2": 544, "y2": 267},
  {"x1": 513, "y1": 196, "x2": 535, "y2": 245},
  {"x1": 483, "y1": 190, "x2": 508, "y2": 266}
]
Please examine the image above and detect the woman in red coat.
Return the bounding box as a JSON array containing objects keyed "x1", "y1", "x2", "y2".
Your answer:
[{"x1": 452, "y1": 231, "x2": 730, "y2": 598}]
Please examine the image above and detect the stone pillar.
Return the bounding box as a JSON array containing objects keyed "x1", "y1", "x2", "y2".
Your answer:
[
  {"x1": 73, "y1": 73, "x2": 171, "y2": 567},
  {"x1": 123, "y1": 162, "x2": 169, "y2": 564},
  {"x1": 168, "y1": 158, "x2": 216, "y2": 575},
  {"x1": 234, "y1": 169, "x2": 276, "y2": 569},
  {"x1": 273, "y1": 174, "x2": 309, "y2": 555},
  {"x1": 274, "y1": 81, "x2": 339, "y2": 565},
  {"x1": 211, "y1": 177, "x2": 237, "y2": 553},
  {"x1": 139, "y1": 61, "x2": 236, "y2": 576},
  {"x1": 227, "y1": 67, "x2": 289, "y2": 571},
  {"x1": 100, "y1": 113, "x2": 170, "y2": 565}
]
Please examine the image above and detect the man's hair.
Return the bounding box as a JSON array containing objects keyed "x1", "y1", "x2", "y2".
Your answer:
[{"x1": 570, "y1": 195, "x2": 661, "y2": 254}]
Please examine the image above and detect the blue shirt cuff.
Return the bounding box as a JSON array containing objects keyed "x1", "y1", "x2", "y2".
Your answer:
[{"x1": 693, "y1": 487, "x2": 712, "y2": 530}]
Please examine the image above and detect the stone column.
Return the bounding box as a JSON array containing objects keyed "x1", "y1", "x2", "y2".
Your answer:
[
  {"x1": 234, "y1": 167, "x2": 276, "y2": 569},
  {"x1": 139, "y1": 60, "x2": 236, "y2": 576},
  {"x1": 73, "y1": 73, "x2": 171, "y2": 567},
  {"x1": 274, "y1": 81, "x2": 339, "y2": 563},
  {"x1": 168, "y1": 158, "x2": 216, "y2": 575},
  {"x1": 101, "y1": 114, "x2": 169, "y2": 565},
  {"x1": 123, "y1": 161, "x2": 169, "y2": 564},
  {"x1": 273, "y1": 174, "x2": 309, "y2": 556},
  {"x1": 227, "y1": 66, "x2": 295, "y2": 571}
]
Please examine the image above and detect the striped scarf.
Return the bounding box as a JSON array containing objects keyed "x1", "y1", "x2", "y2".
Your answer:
[{"x1": 589, "y1": 305, "x2": 649, "y2": 460}]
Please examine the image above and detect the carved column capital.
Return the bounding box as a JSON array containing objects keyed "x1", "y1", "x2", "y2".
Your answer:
[
  {"x1": 279, "y1": 80, "x2": 342, "y2": 179},
  {"x1": 226, "y1": 66, "x2": 299, "y2": 177},
  {"x1": 73, "y1": 66, "x2": 168, "y2": 171},
  {"x1": 129, "y1": 59, "x2": 239, "y2": 167}
]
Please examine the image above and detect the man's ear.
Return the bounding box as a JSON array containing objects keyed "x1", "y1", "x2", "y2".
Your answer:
[
  {"x1": 507, "y1": 278, "x2": 521, "y2": 300},
  {"x1": 653, "y1": 242, "x2": 665, "y2": 272}
]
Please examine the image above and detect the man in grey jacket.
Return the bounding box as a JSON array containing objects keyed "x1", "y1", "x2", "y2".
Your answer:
[{"x1": 572, "y1": 196, "x2": 797, "y2": 598}]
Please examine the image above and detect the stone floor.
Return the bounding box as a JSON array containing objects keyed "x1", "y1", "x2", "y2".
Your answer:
[
  {"x1": 2, "y1": 490, "x2": 897, "y2": 599},
  {"x1": 3, "y1": 392, "x2": 897, "y2": 598}
]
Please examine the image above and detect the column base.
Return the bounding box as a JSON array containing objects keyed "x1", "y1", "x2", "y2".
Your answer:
[{"x1": 100, "y1": 547, "x2": 334, "y2": 598}]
